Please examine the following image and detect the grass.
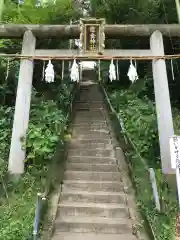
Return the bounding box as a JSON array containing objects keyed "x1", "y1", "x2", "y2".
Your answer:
[{"x1": 0, "y1": 168, "x2": 45, "y2": 240}]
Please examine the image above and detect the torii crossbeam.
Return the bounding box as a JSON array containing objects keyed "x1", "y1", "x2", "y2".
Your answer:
[{"x1": 0, "y1": 24, "x2": 180, "y2": 38}]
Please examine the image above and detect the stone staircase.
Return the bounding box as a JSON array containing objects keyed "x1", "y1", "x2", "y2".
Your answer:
[{"x1": 51, "y1": 82, "x2": 146, "y2": 240}]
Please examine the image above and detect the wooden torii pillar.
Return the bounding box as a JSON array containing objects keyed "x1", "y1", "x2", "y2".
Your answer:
[{"x1": 8, "y1": 30, "x2": 36, "y2": 175}]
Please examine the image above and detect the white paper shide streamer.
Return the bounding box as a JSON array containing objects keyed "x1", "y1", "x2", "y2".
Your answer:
[
  {"x1": 109, "y1": 59, "x2": 116, "y2": 82},
  {"x1": 127, "y1": 60, "x2": 138, "y2": 83},
  {"x1": 75, "y1": 39, "x2": 82, "y2": 49},
  {"x1": 70, "y1": 59, "x2": 79, "y2": 82},
  {"x1": 45, "y1": 60, "x2": 55, "y2": 83}
]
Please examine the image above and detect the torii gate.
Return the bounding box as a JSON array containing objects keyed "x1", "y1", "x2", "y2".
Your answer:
[{"x1": 1, "y1": 18, "x2": 179, "y2": 175}]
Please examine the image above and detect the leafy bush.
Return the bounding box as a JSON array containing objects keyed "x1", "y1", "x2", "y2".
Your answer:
[
  {"x1": 110, "y1": 89, "x2": 160, "y2": 166},
  {"x1": 25, "y1": 83, "x2": 74, "y2": 165},
  {"x1": 26, "y1": 100, "x2": 67, "y2": 165},
  {"x1": 0, "y1": 106, "x2": 14, "y2": 178},
  {"x1": 0, "y1": 81, "x2": 75, "y2": 240}
]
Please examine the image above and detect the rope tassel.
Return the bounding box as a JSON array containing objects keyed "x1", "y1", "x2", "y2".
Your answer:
[
  {"x1": 98, "y1": 60, "x2": 101, "y2": 81},
  {"x1": 116, "y1": 60, "x2": 119, "y2": 80},
  {"x1": 171, "y1": 59, "x2": 175, "y2": 81},
  {"x1": 41, "y1": 61, "x2": 45, "y2": 81},
  {"x1": 45, "y1": 60, "x2": 54, "y2": 83},
  {"x1": 5, "y1": 58, "x2": 10, "y2": 81},
  {"x1": 62, "y1": 60, "x2": 64, "y2": 81}
]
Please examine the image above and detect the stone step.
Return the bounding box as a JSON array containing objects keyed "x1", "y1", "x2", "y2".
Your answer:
[
  {"x1": 57, "y1": 202, "x2": 129, "y2": 218},
  {"x1": 75, "y1": 101, "x2": 103, "y2": 105},
  {"x1": 72, "y1": 123, "x2": 108, "y2": 128},
  {"x1": 75, "y1": 108, "x2": 90, "y2": 111},
  {"x1": 73, "y1": 120, "x2": 106, "y2": 124},
  {"x1": 60, "y1": 190, "x2": 127, "y2": 204},
  {"x1": 54, "y1": 216, "x2": 133, "y2": 234},
  {"x1": 76, "y1": 101, "x2": 103, "y2": 104},
  {"x1": 69, "y1": 139, "x2": 111, "y2": 145},
  {"x1": 76, "y1": 100, "x2": 103, "y2": 103},
  {"x1": 70, "y1": 135, "x2": 111, "y2": 141},
  {"x1": 72, "y1": 130, "x2": 111, "y2": 139},
  {"x1": 72, "y1": 128, "x2": 109, "y2": 135},
  {"x1": 67, "y1": 156, "x2": 116, "y2": 164},
  {"x1": 76, "y1": 110, "x2": 105, "y2": 114},
  {"x1": 74, "y1": 114, "x2": 106, "y2": 118},
  {"x1": 75, "y1": 106, "x2": 104, "y2": 109},
  {"x1": 72, "y1": 126, "x2": 109, "y2": 132},
  {"x1": 68, "y1": 142, "x2": 112, "y2": 150},
  {"x1": 74, "y1": 119, "x2": 107, "y2": 124},
  {"x1": 65, "y1": 163, "x2": 117, "y2": 172},
  {"x1": 75, "y1": 110, "x2": 105, "y2": 115},
  {"x1": 76, "y1": 103, "x2": 103, "y2": 105},
  {"x1": 75, "y1": 109, "x2": 104, "y2": 113},
  {"x1": 74, "y1": 115, "x2": 105, "y2": 119},
  {"x1": 75, "y1": 107, "x2": 104, "y2": 110},
  {"x1": 72, "y1": 133, "x2": 110, "y2": 140},
  {"x1": 74, "y1": 116, "x2": 106, "y2": 120},
  {"x1": 74, "y1": 121, "x2": 107, "y2": 125},
  {"x1": 64, "y1": 171, "x2": 121, "y2": 181},
  {"x1": 68, "y1": 149, "x2": 114, "y2": 158},
  {"x1": 78, "y1": 101, "x2": 100, "y2": 105},
  {"x1": 73, "y1": 120, "x2": 107, "y2": 124},
  {"x1": 52, "y1": 232, "x2": 138, "y2": 240},
  {"x1": 62, "y1": 181, "x2": 125, "y2": 192}
]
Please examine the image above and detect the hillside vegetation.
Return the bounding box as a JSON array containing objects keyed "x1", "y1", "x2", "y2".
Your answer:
[{"x1": 0, "y1": 0, "x2": 179, "y2": 239}]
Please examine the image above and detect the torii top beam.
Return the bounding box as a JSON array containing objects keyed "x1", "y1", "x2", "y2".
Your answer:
[{"x1": 0, "y1": 24, "x2": 180, "y2": 38}]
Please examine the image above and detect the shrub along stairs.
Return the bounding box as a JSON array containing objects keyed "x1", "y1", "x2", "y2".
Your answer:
[{"x1": 49, "y1": 82, "x2": 148, "y2": 240}]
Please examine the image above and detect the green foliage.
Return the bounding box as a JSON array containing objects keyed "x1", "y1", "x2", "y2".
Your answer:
[
  {"x1": 26, "y1": 99, "x2": 66, "y2": 164},
  {"x1": 91, "y1": 0, "x2": 177, "y2": 24},
  {"x1": 0, "y1": 170, "x2": 45, "y2": 240},
  {"x1": 0, "y1": 81, "x2": 75, "y2": 240},
  {"x1": 107, "y1": 86, "x2": 177, "y2": 240},
  {"x1": 3, "y1": 0, "x2": 80, "y2": 24},
  {"x1": 24, "y1": 83, "x2": 74, "y2": 165},
  {"x1": 110, "y1": 89, "x2": 159, "y2": 165},
  {"x1": 0, "y1": 106, "x2": 14, "y2": 178}
]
